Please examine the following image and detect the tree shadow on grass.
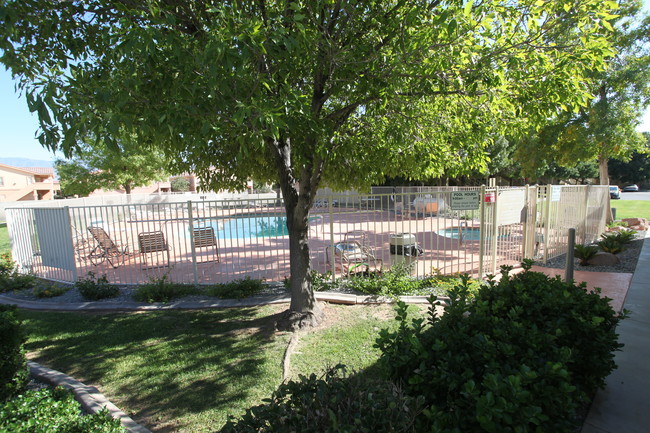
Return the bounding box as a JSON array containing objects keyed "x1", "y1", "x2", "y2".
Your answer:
[{"x1": 21, "y1": 305, "x2": 289, "y2": 432}]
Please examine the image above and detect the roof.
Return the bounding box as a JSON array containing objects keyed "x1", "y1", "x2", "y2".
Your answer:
[{"x1": 0, "y1": 163, "x2": 55, "y2": 176}]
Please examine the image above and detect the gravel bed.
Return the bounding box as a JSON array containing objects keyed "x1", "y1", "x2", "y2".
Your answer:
[{"x1": 533, "y1": 236, "x2": 643, "y2": 274}]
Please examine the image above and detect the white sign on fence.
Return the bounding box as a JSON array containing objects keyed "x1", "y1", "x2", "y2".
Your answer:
[
  {"x1": 551, "y1": 186, "x2": 562, "y2": 202},
  {"x1": 450, "y1": 191, "x2": 480, "y2": 210}
]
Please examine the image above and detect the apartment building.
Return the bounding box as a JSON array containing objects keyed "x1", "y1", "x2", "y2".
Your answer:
[{"x1": 0, "y1": 163, "x2": 60, "y2": 202}]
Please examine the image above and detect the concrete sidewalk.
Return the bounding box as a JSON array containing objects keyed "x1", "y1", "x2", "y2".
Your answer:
[{"x1": 582, "y1": 230, "x2": 650, "y2": 433}]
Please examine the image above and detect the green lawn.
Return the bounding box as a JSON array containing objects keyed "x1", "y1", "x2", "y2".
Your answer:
[
  {"x1": 612, "y1": 200, "x2": 650, "y2": 220},
  {"x1": 0, "y1": 225, "x2": 10, "y2": 255},
  {"x1": 19, "y1": 303, "x2": 406, "y2": 432}
]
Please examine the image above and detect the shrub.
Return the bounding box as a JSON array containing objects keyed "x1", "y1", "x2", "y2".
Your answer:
[
  {"x1": 0, "y1": 305, "x2": 28, "y2": 402},
  {"x1": 32, "y1": 282, "x2": 71, "y2": 299},
  {"x1": 321, "y1": 264, "x2": 482, "y2": 298},
  {"x1": 0, "y1": 386, "x2": 123, "y2": 432},
  {"x1": 574, "y1": 244, "x2": 599, "y2": 265},
  {"x1": 597, "y1": 236, "x2": 625, "y2": 254},
  {"x1": 206, "y1": 277, "x2": 265, "y2": 299},
  {"x1": 75, "y1": 272, "x2": 119, "y2": 301},
  {"x1": 603, "y1": 229, "x2": 637, "y2": 245},
  {"x1": 133, "y1": 275, "x2": 199, "y2": 303},
  {"x1": 220, "y1": 365, "x2": 422, "y2": 433},
  {"x1": 376, "y1": 262, "x2": 623, "y2": 433},
  {"x1": 0, "y1": 253, "x2": 36, "y2": 293}
]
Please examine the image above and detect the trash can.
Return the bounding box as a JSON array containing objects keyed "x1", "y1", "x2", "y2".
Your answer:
[{"x1": 389, "y1": 233, "x2": 422, "y2": 273}]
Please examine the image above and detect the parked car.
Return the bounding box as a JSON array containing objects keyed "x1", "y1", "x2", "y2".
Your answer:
[
  {"x1": 622, "y1": 184, "x2": 639, "y2": 192},
  {"x1": 610, "y1": 185, "x2": 621, "y2": 199}
]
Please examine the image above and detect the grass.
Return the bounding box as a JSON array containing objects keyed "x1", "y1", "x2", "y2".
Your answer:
[
  {"x1": 18, "y1": 303, "x2": 409, "y2": 432},
  {"x1": 20, "y1": 306, "x2": 291, "y2": 432},
  {"x1": 289, "y1": 303, "x2": 425, "y2": 380},
  {"x1": 612, "y1": 200, "x2": 650, "y2": 220},
  {"x1": 0, "y1": 225, "x2": 9, "y2": 255}
]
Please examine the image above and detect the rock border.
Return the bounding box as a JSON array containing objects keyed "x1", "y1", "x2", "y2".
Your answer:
[{"x1": 28, "y1": 361, "x2": 151, "y2": 433}]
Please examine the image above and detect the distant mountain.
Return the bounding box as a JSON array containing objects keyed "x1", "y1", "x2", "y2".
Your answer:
[{"x1": 0, "y1": 157, "x2": 55, "y2": 168}]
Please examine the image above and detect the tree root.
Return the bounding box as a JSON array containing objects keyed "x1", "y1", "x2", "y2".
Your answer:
[
  {"x1": 275, "y1": 307, "x2": 324, "y2": 332},
  {"x1": 282, "y1": 333, "x2": 300, "y2": 382}
]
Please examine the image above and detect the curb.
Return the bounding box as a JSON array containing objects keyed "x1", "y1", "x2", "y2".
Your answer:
[
  {"x1": 28, "y1": 362, "x2": 151, "y2": 433},
  {"x1": 0, "y1": 292, "x2": 448, "y2": 312}
]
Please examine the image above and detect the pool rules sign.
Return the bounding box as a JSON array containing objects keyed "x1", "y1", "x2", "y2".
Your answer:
[{"x1": 450, "y1": 191, "x2": 481, "y2": 211}]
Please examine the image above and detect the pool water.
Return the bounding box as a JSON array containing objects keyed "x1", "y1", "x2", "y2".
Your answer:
[
  {"x1": 194, "y1": 214, "x2": 319, "y2": 240},
  {"x1": 439, "y1": 227, "x2": 482, "y2": 241},
  {"x1": 194, "y1": 215, "x2": 287, "y2": 239}
]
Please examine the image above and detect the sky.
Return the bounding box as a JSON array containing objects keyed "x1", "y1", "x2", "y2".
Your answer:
[{"x1": 1, "y1": 6, "x2": 650, "y2": 163}]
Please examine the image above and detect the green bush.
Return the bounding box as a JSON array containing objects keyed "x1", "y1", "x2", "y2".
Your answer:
[
  {"x1": 603, "y1": 229, "x2": 637, "y2": 245},
  {"x1": 0, "y1": 305, "x2": 28, "y2": 402},
  {"x1": 0, "y1": 253, "x2": 36, "y2": 293},
  {"x1": 32, "y1": 282, "x2": 71, "y2": 299},
  {"x1": 133, "y1": 275, "x2": 199, "y2": 303},
  {"x1": 376, "y1": 262, "x2": 624, "y2": 433},
  {"x1": 0, "y1": 386, "x2": 123, "y2": 432},
  {"x1": 75, "y1": 272, "x2": 119, "y2": 301},
  {"x1": 206, "y1": 277, "x2": 265, "y2": 299},
  {"x1": 220, "y1": 365, "x2": 422, "y2": 433},
  {"x1": 597, "y1": 236, "x2": 625, "y2": 254},
  {"x1": 314, "y1": 264, "x2": 482, "y2": 298},
  {"x1": 574, "y1": 244, "x2": 599, "y2": 265}
]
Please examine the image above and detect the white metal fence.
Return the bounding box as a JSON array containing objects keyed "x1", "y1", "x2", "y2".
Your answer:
[{"x1": 5, "y1": 185, "x2": 608, "y2": 285}]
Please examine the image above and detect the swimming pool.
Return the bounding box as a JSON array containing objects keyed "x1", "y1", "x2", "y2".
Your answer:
[
  {"x1": 195, "y1": 214, "x2": 319, "y2": 239},
  {"x1": 439, "y1": 227, "x2": 482, "y2": 241}
]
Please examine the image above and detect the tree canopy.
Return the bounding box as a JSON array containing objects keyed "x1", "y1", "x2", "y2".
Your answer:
[
  {"x1": 513, "y1": 0, "x2": 650, "y2": 185},
  {"x1": 0, "y1": 0, "x2": 618, "y2": 327},
  {"x1": 54, "y1": 135, "x2": 170, "y2": 196}
]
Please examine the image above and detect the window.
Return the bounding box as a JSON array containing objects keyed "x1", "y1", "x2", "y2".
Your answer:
[
  {"x1": 0, "y1": 177, "x2": 4, "y2": 186},
  {"x1": 26, "y1": 176, "x2": 34, "y2": 185}
]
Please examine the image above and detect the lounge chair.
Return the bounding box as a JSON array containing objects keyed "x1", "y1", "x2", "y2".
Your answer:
[{"x1": 86, "y1": 226, "x2": 129, "y2": 268}]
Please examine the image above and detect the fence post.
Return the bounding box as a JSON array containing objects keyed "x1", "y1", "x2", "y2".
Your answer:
[
  {"x1": 490, "y1": 186, "x2": 500, "y2": 275},
  {"x1": 522, "y1": 185, "x2": 530, "y2": 260},
  {"x1": 188, "y1": 200, "x2": 199, "y2": 285},
  {"x1": 329, "y1": 194, "x2": 336, "y2": 283},
  {"x1": 478, "y1": 185, "x2": 486, "y2": 276},
  {"x1": 64, "y1": 206, "x2": 78, "y2": 282},
  {"x1": 565, "y1": 228, "x2": 575, "y2": 282},
  {"x1": 543, "y1": 184, "x2": 552, "y2": 264},
  {"x1": 582, "y1": 185, "x2": 590, "y2": 244}
]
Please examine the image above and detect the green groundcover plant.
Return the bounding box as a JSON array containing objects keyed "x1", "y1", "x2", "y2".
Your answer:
[{"x1": 0, "y1": 387, "x2": 123, "y2": 433}]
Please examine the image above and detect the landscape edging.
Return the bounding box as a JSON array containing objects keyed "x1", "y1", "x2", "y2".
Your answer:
[{"x1": 28, "y1": 361, "x2": 151, "y2": 433}]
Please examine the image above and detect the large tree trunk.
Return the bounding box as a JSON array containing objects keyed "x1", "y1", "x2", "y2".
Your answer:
[
  {"x1": 598, "y1": 154, "x2": 609, "y2": 185},
  {"x1": 270, "y1": 135, "x2": 324, "y2": 331},
  {"x1": 598, "y1": 154, "x2": 614, "y2": 223},
  {"x1": 276, "y1": 195, "x2": 323, "y2": 331}
]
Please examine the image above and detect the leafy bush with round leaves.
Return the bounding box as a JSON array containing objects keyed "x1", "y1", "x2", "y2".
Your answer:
[
  {"x1": 0, "y1": 386, "x2": 123, "y2": 432},
  {"x1": 376, "y1": 261, "x2": 624, "y2": 433},
  {"x1": 220, "y1": 365, "x2": 423, "y2": 433},
  {"x1": 0, "y1": 305, "x2": 28, "y2": 402}
]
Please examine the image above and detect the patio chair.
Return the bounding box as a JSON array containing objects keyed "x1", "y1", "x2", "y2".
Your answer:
[
  {"x1": 86, "y1": 226, "x2": 129, "y2": 268},
  {"x1": 327, "y1": 239, "x2": 382, "y2": 276},
  {"x1": 192, "y1": 226, "x2": 219, "y2": 263},
  {"x1": 138, "y1": 231, "x2": 171, "y2": 269}
]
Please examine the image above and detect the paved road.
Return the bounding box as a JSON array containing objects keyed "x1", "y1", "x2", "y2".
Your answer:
[{"x1": 618, "y1": 191, "x2": 650, "y2": 201}]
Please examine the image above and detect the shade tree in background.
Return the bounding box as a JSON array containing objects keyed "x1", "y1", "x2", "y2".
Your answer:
[
  {"x1": 514, "y1": 0, "x2": 650, "y2": 185},
  {"x1": 0, "y1": 0, "x2": 617, "y2": 328},
  {"x1": 55, "y1": 135, "x2": 170, "y2": 196}
]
